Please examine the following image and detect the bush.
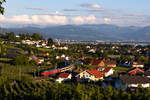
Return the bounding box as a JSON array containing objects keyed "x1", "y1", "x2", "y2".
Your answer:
[{"x1": 13, "y1": 55, "x2": 29, "y2": 65}]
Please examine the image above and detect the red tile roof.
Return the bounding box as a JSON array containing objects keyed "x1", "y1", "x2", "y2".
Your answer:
[
  {"x1": 58, "y1": 73, "x2": 70, "y2": 78},
  {"x1": 87, "y1": 69, "x2": 103, "y2": 78},
  {"x1": 128, "y1": 68, "x2": 144, "y2": 75},
  {"x1": 103, "y1": 67, "x2": 112, "y2": 73}
]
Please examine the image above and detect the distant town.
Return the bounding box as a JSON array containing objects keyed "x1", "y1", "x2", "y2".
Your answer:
[{"x1": 0, "y1": 32, "x2": 150, "y2": 99}]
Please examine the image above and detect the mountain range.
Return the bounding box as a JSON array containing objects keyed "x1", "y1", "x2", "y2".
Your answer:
[{"x1": 0, "y1": 24, "x2": 150, "y2": 41}]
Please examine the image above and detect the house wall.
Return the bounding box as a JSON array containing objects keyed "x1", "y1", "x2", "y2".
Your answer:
[
  {"x1": 128, "y1": 84, "x2": 138, "y2": 88},
  {"x1": 104, "y1": 69, "x2": 114, "y2": 77},
  {"x1": 78, "y1": 71, "x2": 91, "y2": 79},
  {"x1": 77, "y1": 71, "x2": 102, "y2": 81},
  {"x1": 128, "y1": 83, "x2": 150, "y2": 88},
  {"x1": 133, "y1": 65, "x2": 144, "y2": 68},
  {"x1": 141, "y1": 83, "x2": 150, "y2": 88},
  {"x1": 56, "y1": 74, "x2": 72, "y2": 83},
  {"x1": 106, "y1": 64, "x2": 116, "y2": 67},
  {"x1": 68, "y1": 74, "x2": 72, "y2": 79}
]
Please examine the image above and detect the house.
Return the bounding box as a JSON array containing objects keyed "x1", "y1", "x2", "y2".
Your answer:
[
  {"x1": 91, "y1": 59, "x2": 105, "y2": 67},
  {"x1": 41, "y1": 40, "x2": 48, "y2": 46},
  {"x1": 104, "y1": 60, "x2": 117, "y2": 67},
  {"x1": 76, "y1": 69, "x2": 103, "y2": 82},
  {"x1": 95, "y1": 67, "x2": 114, "y2": 77},
  {"x1": 132, "y1": 62, "x2": 144, "y2": 68},
  {"x1": 86, "y1": 46, "x2": 91, "y2": 49},
  {"x1": 120, "y1": 75, "x2": 150, "y2": 88},
  {"x1": 61, "y1": 54, "x2": 66, "y2": 58},
  {"x1": 88, "y1": 49, "x2": 96, "y2": 53},
  {"x1": 103, "y1": 67, "x2": 114, "y2": 77},
  {"x1": 35, "y1": 57, "x2": 44, "y2": 64},
  {"x1": 29, "y1": 56, "x2": 44, "y2": 64},
  {"x1": 56, "y1": 56, "x2": 60, "y2": 59},
  {"x1": 22, "y1": 40, "x2": 35, "y2": 45},
  {"x1": 56, "y1": 73, "x2": 72, "y2": 83},
  {"x1": 128, "y1": 67, "x2": 144, "y2": 75}
]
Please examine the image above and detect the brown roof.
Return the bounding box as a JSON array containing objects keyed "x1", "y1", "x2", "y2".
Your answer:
[
  {"x1": 103, "y1": 67, "x2": 112, "y2": 73},
  {"x1": 91, "y1": 60, "x2": 103, "y2": 66},
  {"x1": 58, "y1": 73, "x2": 70, "y2": 78},
  {"x1": 105, "y1": 61, "x2": 116, "y2": 65},
  {"x1": 144, "y1": 72, "x2": 150, "y2": 76},
  {"x1": 120, "y1": 75, "x2": 150, "y2": 84}
]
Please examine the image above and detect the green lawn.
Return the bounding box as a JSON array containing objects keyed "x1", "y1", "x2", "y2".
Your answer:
[{"x1": 114, "y1": 66, "x2": 131, "y2": 72}]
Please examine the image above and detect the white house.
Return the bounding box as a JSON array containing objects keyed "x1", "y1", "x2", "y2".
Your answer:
[
  {"x1": 132, "y1": 62, "x2": 144, "y2": 68},
  {"x1": 56, "y1": 73, "x2": 72, "y2": 83},
  {"x1": 95, "y1": 67, "x2": 114, "y2": 77},
  {"x1": 76, "y1": 69, "x2": 103, "y2": 82},
  {"x1": 120, "y1": 75, "x2": 150, "y2": 88},
  {"x1": 102, "y1": 67, "x2": 114, "y2": 77}
]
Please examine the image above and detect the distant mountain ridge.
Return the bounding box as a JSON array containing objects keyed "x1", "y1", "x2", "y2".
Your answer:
[{"x1": 0, "y1": 24, "x2": 150, "y2": 41}]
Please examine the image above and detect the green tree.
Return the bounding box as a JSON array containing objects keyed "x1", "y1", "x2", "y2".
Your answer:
[
  {"x1": 13, "y1": 55, "x2": 29, "y2": 65},
  {"x1": 5, "y1": 32, "x2": 16, "y2": 41},
  {"x1": 31, "y1": 33, "x2": 43, "y2": 40},
  {"x1": 0, "y1": 42, "x2": 7, "y2": 56},
  {"x1": 47, "y1": 38, "x2": 53, "y2": 46},
  {"x1": 0, "y1": 0, "x2": 6, "y2": 15}
]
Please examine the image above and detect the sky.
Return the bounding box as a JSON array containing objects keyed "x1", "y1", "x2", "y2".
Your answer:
[{"x1": 0, "y1": 0, "x2": 150, "y2": 27}]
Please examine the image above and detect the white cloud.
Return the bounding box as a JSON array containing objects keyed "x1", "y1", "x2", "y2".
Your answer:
[
  {"x1": 104, "y1": 18, "x2": 111, "y2": 23},
  {"x1": 32, "y1": 15, "x2": 68, "y2": 24},
  {"x1": 80, "y1": 3, "x2": 101, "y2": 9},
  {"x1": 72, "y1": 15, "x2": 96, "y2": 24},
  {"x1": 0, "y1": 14, "x2": 68, "y2": 25}
]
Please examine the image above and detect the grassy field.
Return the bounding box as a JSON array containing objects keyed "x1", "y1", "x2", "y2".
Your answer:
[
  {"x1": 0, "y1": 58, "x2": 12, "y2": 61},
  {"x1": 0, "y1": 62, "x2": 52, "y2": 81},
  {"x1": 114, "y1": 66, "x2": 131, "y2": 72}
]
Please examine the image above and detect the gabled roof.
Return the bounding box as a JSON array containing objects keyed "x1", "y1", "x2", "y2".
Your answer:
[
  {"x1": 91, "y1": 60, "x2": 103, "y2": 66},
  {"x1": 103, "y1": 67, "x2": 112, "y2": 73},
  {"x1": 58, "y1": 73, "x2": 70, "y2": 78},
  {"x1": 128, "y1": 67, "x2": 144, "y2": 75},
  {"x1": 87, "y1": 69, "x2": 103, "y2": 78}
]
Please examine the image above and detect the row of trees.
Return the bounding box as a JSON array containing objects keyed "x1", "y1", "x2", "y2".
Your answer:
[
  {"x1": 0, "y1": 32, "x2": 44, "y2": 41},
  {"x1": 0, "y1": 81, "x2": 150, "y2": 100}
]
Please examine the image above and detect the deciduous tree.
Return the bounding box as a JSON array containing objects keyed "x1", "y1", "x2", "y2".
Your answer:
[{"x1": 0, "y1": 0, "x2": 6, "y2": 15}]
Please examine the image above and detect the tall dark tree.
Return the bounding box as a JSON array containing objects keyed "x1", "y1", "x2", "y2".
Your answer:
[
  {"x1": 47, "y1": 38, "x2": 53, "y2": 46},
  {"x1": 5, "y1": 32, "x2": 15, "y2": 41},
  {"x1": 0, "y1": 0, "x2": 6, "y2": 15}
]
